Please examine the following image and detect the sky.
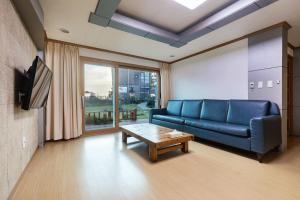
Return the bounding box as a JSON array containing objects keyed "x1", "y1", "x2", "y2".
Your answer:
[{"x1": 84, "y1": 64, "x2": 113, "y2": 97}]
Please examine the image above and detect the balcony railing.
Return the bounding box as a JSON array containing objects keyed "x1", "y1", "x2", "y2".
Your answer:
[{"x1": 85, "y1": 109, "x2": 138, "y2": 124}]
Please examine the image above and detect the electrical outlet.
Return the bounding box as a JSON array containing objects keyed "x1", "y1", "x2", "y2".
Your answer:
[{"x1": 22, "y1": 136, "x2": 27, "y2": 149}]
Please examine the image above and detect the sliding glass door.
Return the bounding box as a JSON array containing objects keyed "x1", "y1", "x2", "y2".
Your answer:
[
  {"x1": 118, "y1": 67, "x2": 159, "y2": 126},
  {"x1": 81, "y1": 58, "x2": 160, "y2": 133},
  {"x1": 83, "y1": 63, "x2": 116, "y2": 131}
]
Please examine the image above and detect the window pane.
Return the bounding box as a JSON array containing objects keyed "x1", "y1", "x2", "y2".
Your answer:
[
  {"x1": 84, "y1": 64, "x2": 115, "y2": 130},
  {"x1": 118, "y1": 68, "x2": 159, "y2": 126}
]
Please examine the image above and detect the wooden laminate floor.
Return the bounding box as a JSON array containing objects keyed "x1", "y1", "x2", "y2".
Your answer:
[{"x1": 9, "y1": 133, "x2": 300, "y2": 200}]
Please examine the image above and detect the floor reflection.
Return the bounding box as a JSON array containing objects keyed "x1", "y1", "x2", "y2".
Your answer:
[{"x1": 82, "y1": 134, "x2": 148, "y2": 198}]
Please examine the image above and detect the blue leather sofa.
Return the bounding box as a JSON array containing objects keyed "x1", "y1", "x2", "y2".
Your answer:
[{"x1": 149, "y1": 99, "x2": 282, "y2": 162}]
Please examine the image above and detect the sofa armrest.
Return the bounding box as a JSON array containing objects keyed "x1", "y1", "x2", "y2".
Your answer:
[
  {"x1": 149, "y1": 108, "x2": 167, "y2": 123},
  {"x1": 250, "y1": 115, "x2": 282, "y2": 154}
]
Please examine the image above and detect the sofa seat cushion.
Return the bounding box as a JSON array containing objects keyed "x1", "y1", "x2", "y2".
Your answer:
[
  {"x1": 185, "y1": 119, "x2": 250, "y2": 137},
  {"x1": 153, "y1": 115, "x2": 185, "y2": 125}
]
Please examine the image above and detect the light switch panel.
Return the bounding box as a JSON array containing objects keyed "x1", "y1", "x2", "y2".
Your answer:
[
  {"x1": 258, "y1": 81, "x2": 263, "y2": 89},
  {"x1": 267, "y1": 80, "x2": 273, "y2": 88}
]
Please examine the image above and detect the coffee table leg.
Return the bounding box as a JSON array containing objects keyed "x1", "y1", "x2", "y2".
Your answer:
[
  {"x1": 182, "y1": 142, "x2": 189, "y2": 153},
  {"x1": 122, "y1": 131, "x2": 127, "y2": 143},
  {"x1": 149, "y1": 145, "x2": 158, "y2": 162}
]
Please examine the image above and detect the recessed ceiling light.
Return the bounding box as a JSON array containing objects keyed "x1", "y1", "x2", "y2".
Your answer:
[
  {"x1": 59, "y1": 28, "x2": 70, "y2": 34},
  {"x1": 173, "y1": 0, "x2": 207, "y2": 10}
]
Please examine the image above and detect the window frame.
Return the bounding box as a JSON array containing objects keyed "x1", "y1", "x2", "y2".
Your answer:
[{"x1": 80, "y1": 56, "x2": 161, "y2": 135}]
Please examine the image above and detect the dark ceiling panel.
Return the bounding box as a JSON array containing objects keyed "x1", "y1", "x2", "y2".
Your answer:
[
  {"x1": 209, "y1": 3, "x2": 259, "y2": 30},
  {"x1": 109, "y1": 16, "x2": 148, "y2": 37},
  {"x1": 89, "y1": 13, "x2": 110, "y2": 27},
  {"x1": 255, "y1": 0, "x2": 278, "y2": 8},
  {"x1": 179, "y1": 27, "x2": 213, "y2": 44},
  {"x1": 95, "y1": 0, "x2": 121, "y2": 18},
  {"x1": 145, "y1": 33, "x2": 177, "y2": 44},
  {"x1": 89, "y1": 0, "x2": 279, "y2": 48}
]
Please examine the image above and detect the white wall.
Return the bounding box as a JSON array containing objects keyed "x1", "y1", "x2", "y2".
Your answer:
[
  {"x1": 170, "y1": 39, "x2": 248, "y2": 100},
  {"x1": 79, "y1": 48, "x2": 161, "y2": 68}
]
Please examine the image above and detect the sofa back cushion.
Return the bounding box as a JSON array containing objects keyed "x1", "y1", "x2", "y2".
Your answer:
[
  {"x1": 167, "y1": 100, "x2": 183, "y2": 116},
  {"x1": 200, "y1": 100, "x2": 229, "y2": 122},
  {"x1": 227, "y1": 100, "x2": 270, "y2": 125},
  {"x1": 181, "y1": 100, "x2": 203, "y2": 118}
]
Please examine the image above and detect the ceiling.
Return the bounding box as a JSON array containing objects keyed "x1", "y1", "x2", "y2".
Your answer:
[
  {"x1": 117, "y1": 0, "x2": 233, "y2": 33},
  {"x1": 40, "y1": 0, "x2": 300, "y2": 62}
]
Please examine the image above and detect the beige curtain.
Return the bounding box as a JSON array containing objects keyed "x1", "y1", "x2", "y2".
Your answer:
[
  {"x1": 160, "y1": 62, "x2": 171, "y2": 108},
  {"x1": 45, "y1": 41, "x2": 83, "y2": 140}
]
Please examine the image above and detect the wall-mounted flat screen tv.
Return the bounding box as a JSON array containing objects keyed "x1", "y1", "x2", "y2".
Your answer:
[{"x1": 21, "y1": 56, "x2": 53, "y2": 110}]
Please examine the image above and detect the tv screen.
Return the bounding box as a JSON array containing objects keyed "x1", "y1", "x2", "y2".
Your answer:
[{"x1": 21, "y1": 56, "x2": 53, "y2": 110}]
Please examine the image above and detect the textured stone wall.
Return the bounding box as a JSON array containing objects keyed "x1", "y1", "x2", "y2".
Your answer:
[{"x1": 0, "y1": 0, "x2": 38, "y2": 199}]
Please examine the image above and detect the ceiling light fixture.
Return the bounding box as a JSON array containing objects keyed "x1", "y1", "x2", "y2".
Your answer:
[
  {"x1": 59, "y1": 28, "x2": 70, "y2": 34},
  {"x1": 172, "y1": 0, "x2": 207, "y2": 10}
]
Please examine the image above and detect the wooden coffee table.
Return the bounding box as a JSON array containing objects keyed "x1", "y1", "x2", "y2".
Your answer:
[{"x1": 120, "y1": 123, "x2": 194, "y2": 162}]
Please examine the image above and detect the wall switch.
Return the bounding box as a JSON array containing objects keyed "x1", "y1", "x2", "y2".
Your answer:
[
  {"x1": 22, "y1": 136, "x2": 27, "y2": 149},
  {"x1": 267, "y1": 80, "x2": 273, "y2": 88},
  {"x1": 258, "y1": 81, "x2": 263, "y2": 89}
]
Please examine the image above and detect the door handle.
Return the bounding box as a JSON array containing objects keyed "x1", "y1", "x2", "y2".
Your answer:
[{"x1": 81, "y1": 96, "x2": 85, "y2": 108}]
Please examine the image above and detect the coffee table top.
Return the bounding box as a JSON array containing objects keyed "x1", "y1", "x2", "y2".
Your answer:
[{"x1": 120, "y1": 123, "x2": 193, "y2": 145}]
